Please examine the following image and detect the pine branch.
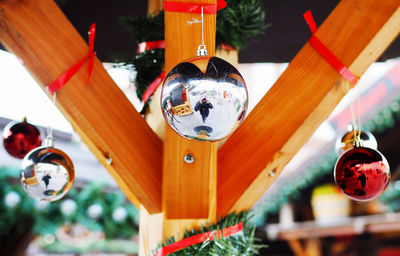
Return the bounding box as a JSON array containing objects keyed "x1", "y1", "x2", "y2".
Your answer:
[{"x1": 152, "y1": 212, "x2": 266, "y2": 256}]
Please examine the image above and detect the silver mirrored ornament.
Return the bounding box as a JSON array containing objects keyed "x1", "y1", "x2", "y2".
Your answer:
[
  {"x1": 335, "y1": 128, "x2": 377, "y2": 156},
  {"x1": 20, "y1": 143, "x2": 75, "y2": 201},
  {"x1": 161, "y1": 56, "x2": 248, "y2": 141}
]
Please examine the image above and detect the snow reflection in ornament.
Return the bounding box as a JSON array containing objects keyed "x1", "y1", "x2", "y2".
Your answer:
[{"x1": 161, "y1": 56, "x2": 248, "y2": 141}]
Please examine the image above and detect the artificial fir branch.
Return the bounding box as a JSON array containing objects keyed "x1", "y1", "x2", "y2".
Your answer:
[
  {"x1": 118, "y1": 11, "x2": 164, "y2": 43},
  {"x1": 152, "y1": 211, "x2": 265, "y2": 256},
  {"x1": 216, "y1": 0, "x2": 270, "y2": 50}
]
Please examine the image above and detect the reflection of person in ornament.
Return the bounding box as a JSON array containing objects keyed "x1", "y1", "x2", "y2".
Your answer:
[
  {"x1": 42, "y1": 173, "x2": 52, "y2": 188},
  {"x1": 194, "y1": 98, "x2": 213, "y2": 123}
]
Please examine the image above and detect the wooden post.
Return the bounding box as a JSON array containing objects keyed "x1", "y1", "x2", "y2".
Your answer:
[
  {"x1": 140, "y1": 0, "x2": 218, "y2": 253},
  {"x1": 148, "y1": 0, "x2": 164, "y2": 14},
  {"x1": 162, "y1": 0, "x2": 217, "y2": 237}
]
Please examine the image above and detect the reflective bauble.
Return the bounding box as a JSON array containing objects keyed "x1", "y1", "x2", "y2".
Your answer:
[
  {"x1": 335, "y1": 129, "x2": 377, "y2": 156},
  {"x1": 334, "y1": 147, "x2": 390, "y2": 201},
  {"x1": 3, "y1": 120, "x2": 42, "y2": 159},
  {"x1": 20, "y1": 146, "x2": 75, "y2": 201},
  {"x1": 161, "y1": 56, "x2": 248, "y2": 141}
]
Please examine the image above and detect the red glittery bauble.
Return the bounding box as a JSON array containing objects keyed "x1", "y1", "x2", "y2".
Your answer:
[
  {"x1": 3, "y1": 121, "x2": 42, "y2": 159},
  {"x1": 334, "y1": 147, "x2": 390, "y2": 202}
]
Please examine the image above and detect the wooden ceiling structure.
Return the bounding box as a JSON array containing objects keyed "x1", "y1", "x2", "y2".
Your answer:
[{"x1": 0, "y1": 0, "x2": 399, "y2": 254}]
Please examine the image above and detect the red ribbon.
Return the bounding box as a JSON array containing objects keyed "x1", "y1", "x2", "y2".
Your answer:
[
  {"x1": 137, "y1": 40, "x2": 166, "y2": 53},
  {"x1": 303, "y1": 11, "x2": 358, "y2": 85},
  {"x1": 48, "y1": 23, "x2": 96, "y2": 94},
  {"x1": 153, "y1": 222, "x2": 243, "y2": 256},
  {"x1": 142, "y1": 70, "x2": 166, "y2": 104},
  {"x1": 164, "y1": 0, "x2": 226, "y2": 14}
]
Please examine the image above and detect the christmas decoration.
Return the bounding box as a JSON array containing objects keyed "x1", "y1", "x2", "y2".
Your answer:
[
  {"x1": 335, "y1": 128, "x2": 378, "y2": 156},
  {"x1": 87, "y1": 203, "x2": 103, "y2": 219},
  {"x1": 161, "y1": 56, "x2": 248, "y2": 141},
  {"x1": 3, "y1": 119, "x2": 42, "y2": 159},
  {"x1": 255, "y1": 91, "x2": 400, "y2": 224},
  {"x1": 61, "y1": 199, "x2": 77, "y2": 216},
  {"x1": 4, "y1": 191, "x2": 21, "y2": 208},
  {"x1": 304, "y1": 11, "x2": 358, "y2": 85},
  {"x1": 152, "y1": 212, "x2": 263, "y2": 256},
  {"x1": 48, "y1": 23, "x2": 96, "y2": 93},
  {"x1": 112, "y1": 206, "x2": 128, "y2": 223},
  {"x1": 118, "y1": 0, "x2": 268, "y2": 113},
  {"x1": 334, "y1": 146, "x2": 390, "y2": 202},
  {"x1": 20, "y1": 137, "x2": 75, "y2": 202}
]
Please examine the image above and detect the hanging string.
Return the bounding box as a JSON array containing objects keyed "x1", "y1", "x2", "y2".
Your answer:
[
  {"x1": 201, "y1": 6, "x2": 205, "y2": 47},
  {"x1": 187, "y1": 6, "x2": 208, "y2": 56},
  {"x1": 345, "y1": 81, "x2": 362, "y2": 145},
  {"x1": 356, "y1": 83, "x2": 362, "y2": 141},
  {"x1": 45, "y1": 89, "x2": 56, "y2": 147}
]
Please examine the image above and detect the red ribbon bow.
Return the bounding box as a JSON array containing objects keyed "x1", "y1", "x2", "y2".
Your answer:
[
  {"x1": 48, "y1": 23, "x2": 96, "y2": 93},
  {"x1": 153, "y1": 222, "x2": 243, "y2": 256},
  {"x1": 303, "y1": 11, "x2": 358, "y2": 85}
]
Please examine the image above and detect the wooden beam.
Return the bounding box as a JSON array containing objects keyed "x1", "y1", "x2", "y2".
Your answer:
[
  {"x1": 138, "y1": 206, "x2": 164, "y2": 256},
  {"x1": 217, "y1": 0, "x2": 400, "y2": 215},
  {"x1": 0, "y1": 0, "x2": 162, "y2": 213},
  {"x1": 148, "y1": 0, "x2": 164, "y2": 14},
  {"x1": 163, "y1": 0, "x2": 217, "y2": 221}
]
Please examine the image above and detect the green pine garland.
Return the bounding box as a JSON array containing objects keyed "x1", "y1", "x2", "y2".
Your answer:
[
  {"x1": 118, "y1": 0, "x2": 269, "y2": 114},
  {"x1": 216, "y1": 0, "x2": 270, "y2": 50},
  {"x1": 0, "y1": 167, "x2": 139, "y2": 254},
  {"x1": 153, "y1": 211, "x2": 265, "y2": 256}
]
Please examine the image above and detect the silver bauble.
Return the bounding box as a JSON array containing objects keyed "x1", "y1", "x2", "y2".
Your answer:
[
  {"x1": 335, "y1": 129, "x2": 378, "y2": 156},
  {"x1": 161, "y1": 56, "x2": 248, "y2": 141},
  {"x1": 20, "y1": 146, "x2": 75, "y2": 201}
]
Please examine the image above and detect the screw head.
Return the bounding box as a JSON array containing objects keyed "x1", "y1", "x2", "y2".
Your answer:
[
  {"x1": 184, "y1": 153, "x2": 194, "y2": 164},
  {"x1": 269, "y1": 169, "x2": 276, "y2": 177}
]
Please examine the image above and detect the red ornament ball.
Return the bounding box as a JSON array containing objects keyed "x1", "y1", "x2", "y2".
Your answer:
[
  {"x1": 334, "y1": 147, "x2": 390, "y2": 202},
  {"x1": 3, "y1": 120, "x2": 42, "y2": 159}
]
